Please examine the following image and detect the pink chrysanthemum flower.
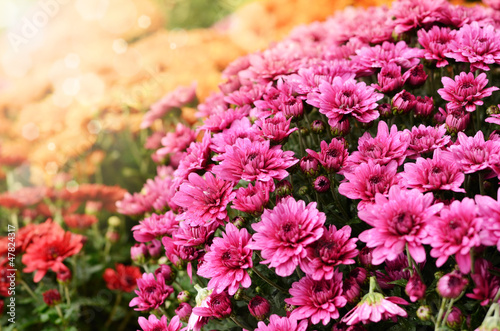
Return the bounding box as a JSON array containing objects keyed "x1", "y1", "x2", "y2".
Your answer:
[
  {"x1": 173, "y1": 133, "x2": 212, "y2": 184},
  {"x1": 351, "y1": 41, "x2": 424, "y2": 77},
  {"x1": 172, "y1": 172, "x2": 235, "y2": 227},
  {"x1": 373, "y1": 63, "x2": 404, "y2": 94},
  {"x1": 445, "y1": 22, "x2": 500, "y2": 71},
  {"x1": 232, "y1": 181, "x2": 272, "y2": 215},
  {"x1": 254, "y1": 314, "x2": 309, "y2": 331},
  {"x1": 358, "y1": 186, "x2": 443, "y2": 265},
  {"x1": 424, "y1": 198, "x2": 482, "y2": 274},
  {"x1": 438, "y1": 72, "x2": 498, "y2": 112},
  {"x1": 306, "y1": 76, "x2": 383, "y2": 127},
  {"x1": 210, "y1": 118, "x2": 262, "y2": 159},
  {"x1": 138, "y1": 315, "x2": 182, "y2": 331},
  {"x1": 466, "y1": 258, "x2": 500, "y2": 306},
  {"x1": 401, "y1": 148, "x2": 465, "y2": 193},
  {"x1": 389, "y1": 0, "x2": 449, "y2": 34},
  {"x1": 197, "y1": 223, "x2": 253, "y2": 295},
  {"x1": 338, "y1": 160, "x2": 401, "y2": 209},
  {"x1": 342, "y1": 278, "x2": 408, "y2": 326},
  {"x1": 132, "y1": 211, "x2": 179, "y2": 242},
  {"x1": 405, "y1": 124, "x2": 451, "y2": 159},
  {"x1": 212, "y1": 138, "x2": 298, "y2": 184},
  {"x1": 285, "y1": 272, "x2": 347, "y2": 325},
  {"x1": 248, "y1": 196, "x2": 325, "y2": 277},
  {"x1": 300, "y1": 225, "x2": 358, "y2": 280},
  {"x1": 199, "y1": 105, "x2": 251, "y2": 133},
  {"x1": 306, "y1": 138, "x2": 349, "y2": 173},
  {"x1": 417, "y1": 26, "x2": 455, "y2": 68},
  {"x1": 256, "y1": 113, "x2": 298, "y2": 144},
  {"x1": 172, "y1": 221, "x2": 218, "y2": 248},
  {"x1": 449, "y1": 131, "x2": 500, "y2": 173},
  {"x1": 129, "y1": 273, "x2": 174, "y2": 311},
  {"x1": 192, "y1": 291, "x2": 232, "y2": 319},
  {"x1": 476, "y1": 189, "x2": 500, "y2": 250},
  {"x1": 156, "y1": 123, "x2": 196, "y2": 157},
  {"x1": 346, "y1": 121, "x2": 410, "y2": 169}
]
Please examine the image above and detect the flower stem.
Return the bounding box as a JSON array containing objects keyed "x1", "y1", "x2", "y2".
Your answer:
[
  {"x1": 252, "y1": 267, "x2": 287, "y2": 294},
  {"x1": 104, "y1": 292, "x2": 122, "y2": 328},
  {"x1": 230, "y1": 315, "x2": 249, "y2": 329},
  {"x1": 435, "y1": 297, "x2": 448, "y2": 330},
  {"x1": 20, "y1": 278, "x2": 39, "y2": 302},
  {"x1": 64, "y1": 284, "x2": 71, "y2": 305}
]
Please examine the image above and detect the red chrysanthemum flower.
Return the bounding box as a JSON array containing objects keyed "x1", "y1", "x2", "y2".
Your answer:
[{"x1": 103, "y1": 263, "x2": 142, "y2": 292}]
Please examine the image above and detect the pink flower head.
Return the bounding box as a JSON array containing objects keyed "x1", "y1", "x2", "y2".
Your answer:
[
  {"x1": 389, "y1": 0, "x2": 449, "y2": 34},
  {"x1": 373, "y1": 63, "x2": 404, "y2": 94},
  {"x1": 156, "y1": 123, "x2": 196, "y2": 157},
  {"x1": 445, "y1": 22, "x2": 500, "y2": 71},
  {"x1": 254, "y1": 314, "x2": 309, "y2": 331},
  {"x1": 466, "y1": 258, "x2": 500, "y2": 305},
  {"x1": 141, "y1": 82, "x2": 197, "y2": 129},
  {"x1": 306, "y1": 138, "x2": 348, "y2": 173},
  {"x1": 405, "y1": 273, "x2": 426, "y2": 302},
  {"x1": 351, "y1": 41, "x2": 424, "y2": 77},
  {"x1": 406, "y1": 124, "x2": 451, "y2": 159},
  {"x1": 199, "y1": 105, "x2": 251, "y2": 133},
  {"x1": 232, "y1": 181, "x2": 272, "y2": 215},
  {"x1": 173, "y1": 133, "x2": 212, "y2": 184},
  {"x1": 138, "y1": 315, "x2": 182, "y2": 331},
  {"x1": 450, "y1": 131, "x2": 500, "y2": 173},
  {"x1": 172, "y1": 221, "x2": 218, "y2": 248},
  {"x1": 256, "y1": 113, "x2": 298, "y2": 144},
  {"x1": 438, "y1": 72, "x2": 498, "y2": 112},
  {"x1": 132, "y1": 211, "x2": 179, "y2": 242},
  {"x1": 342, "y1": 292, "x2": 408, "y2": 325},
  {"x1": 249, "y1": 196, "x2": 325, "y2": 277},
  {"x1": 306, "y1": 76, "x2": 383, "y2": 127},
  {"x1": 172, "y1": 172, "x2": 235, "y2": 227},
  {"x1": 192, "y1": 291, "x2": 232, "y2": 319},
  {"x1": 346, "y1": 121, "x2": 410, "y2": 169},
  {"x1": 210, "y1": 118, "x2": 261, "y2": 158},
  {"x1": 424, "y1": 198, "x2": 482, "y2": 274},
  {"x1": 286, "y1": 272, "x2": 347, "y2": 325},
  {"x1": 129, "y1": 273, "x2": 174, "y2": 311},
  {"x1": 212, "y1": 138, "x2": 298, "y2": 183},
  {"x1": 300, "y1": 225, "x2": 358, "y2": 281},
  {"x1": 338, "y1": 160, "x2": 401, "y2": 209},
  {"x1": 401, "y1": 148, "x2": 465, "y2": 193},
  {"x1": 391, "y1": 90, "x2": 417, "y2": 114},
  {"x1": 437, "y1": 271, "x2": 469, "y2": 299},
  {"x1": 417, "y1": 26, "x2": 455, "y2": 68},
  {"x1": 197, "y1": 223, "x2": 253, "y2": 295},
  {"x1": 414, "y1": 96, "x2": 434, "y2": 118},
  {"x1": 358, "y1": 185, "x2": 442, "y2": 265},
  {"x1": 476, "y1": 190, "x2": 500, "y2": 250}
]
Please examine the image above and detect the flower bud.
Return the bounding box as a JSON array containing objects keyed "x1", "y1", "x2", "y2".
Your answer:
[
  {"x1": 248, "y1": 296, "x2": 271, "y2": 321},
  {"x1": 43, "y1": 289, "x2": 62, "y2": 306},
  {"x1": 487, "y1": 104, "x2": 500, "y2": 115},
  {"x1": 376, "y1": 63, "x2": 404, "y2": 94},
  {"x1": 311, "y1": 120, "x2": 325, "y2": 133},
  {"x1": 175, "y1": 302, "x2": 193, "y2": 323},
  {"x1": 106, "y1": 231, "x2": 120, "y2": 243},
  {"x1": 298, "y1": 186, "x2": 309, "y2": 196},
  {"x1": 405, "y1": 273, "x2": 426, "y2": 302},
  {"x1": 392, "y1": 90, "x2": 416, "y2": 114},
  {"x1": 414, "y1": 96, "x2": 434, "y2": 118},
  {"x1": 445, "y1": 307, "x2": 464, "y2": 330},
  {"x1": 300, "y1": 156, "x2": 319, "y2": 177},
  {"x1": 56, "y1": 269, "x2": 72, "y2": 284},
  {"x1": 177, "y1": 290, "x2": 191, "y2": 303},
  {"x1": 108, "y1": 216, "x2": 121, "y2": 228},
  {"x1": 285, "y1": 303, "x2": 295, "y2": 317},
  {"x1": 359, "y1": 247, "x2": 373, "y2": 269},
  {"x1": 343, "y1": 278, "x2": 362, "y2": 304},
  {"x1": 275, "y1": 180, "x2": 293, "y2": 197},
  {"x1": 416, "y1": 305, "x2": 431, "y2": 321},
  {"x1": 147, "y1": 239, "x2": 162, "y2": 258},
  {"x1": 155, "y1": 264, "x2": 176, "y2": 284},
  {"x1": 330, "y1": 118, "x2": 350, "y2": 137},
  {"x1": 445, "y1": 109, "x2": 470, "y2": 134},
  {"x1": 207, "y1": 292, "x2": 232, "y2": 319},
  {"x1": 403, "y1": 64, "x2": 428, "y2": 88},
  {"x1": 378, "y1": 103, "x2": 392, "y2": 118},
  {"x1": 349, "y1": 267, "x2": 368, "y2": 285},
  {"x1": 437, "y1": 271, "x2": 468, "y2": 299},
  {"x1": 231, "y1": 216, "x2": 246, "y2": 229},
  {"x1": 131, "y1": 243, "x2": 148, "y2": 264},
  {"x1": 313, "y1": 175, "x2": 330, "y2": 193}
]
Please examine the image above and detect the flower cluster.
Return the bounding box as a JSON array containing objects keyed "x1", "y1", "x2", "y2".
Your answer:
[{"x1": 121, "y1": 0, "x2": 500, "y2": 330}]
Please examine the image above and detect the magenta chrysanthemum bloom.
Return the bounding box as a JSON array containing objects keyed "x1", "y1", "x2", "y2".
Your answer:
[
  {"x1": 232, "y1": 181, "x2": 272, "y2": 215},
  {"x1": 306, "y1": 138, "x2": 348, "y2": 173},
  {"x1": 300, "y1": 225, "x2": 358, "y2": 280},
  {"x1": 424, "y1": 198, "x2": 482, "y2": 274},
  {"x1": 129, "y1": 273, "x2": 174, "y2": 311},
  {"x1": 200, "y1": 105, "x2": 251, "y2": 133},
  {"x1": 466, "y1": 258, "x2": 500, "y2": 306},
  {"x1": 437, "y1": 271, "x2": 469, "y2": 299},
  {"x1": 132, "y1": 211, "x2": 178, "y2": 242},
  {"x1": 212, "y1": 138, "x2": 298, "y2": 183},
  {"x1": 401, "y1": 148, "x2": 465, "y2": 193},
  {"x1": 338, "y1": 160, "x2": 401, "y2": 209},
  {"x1": 255, "y1": 113, "x2": 298, "y2": 144},
  {"x1": 210, "y1": 118, "x2": 262, "y2": 158},
  {"x1": 417, "y1": 26, "x2": 455, "y2": 68},
  {"x1": 254, "y1": 314, "x2": 309, "y2": 331},
  {"x1": 306, "y1": 76, "x2": 382, "y2": 127},
  {"x1": 156, "y1": 123, "x2": 196, "y2": 157},
  {"x1": 373, "y1": 63, "x2": 404, "y2": 94},
  {"x1": 389, "y1": 0, "x2": 449, "y2": 34},
  {"x1": 192, "y1": 291, "x2": 232, "y2": 319},
  {"x1": 405, "y1": 124, "x2": 451, "y2": 159},
  {"x1": 173, "y1": 133, "x2": 212, "y2": 184},
  {"x1": 438, "y1": 72, "x2": 498, "y2": 112},
  {"x1": 449, "y1": 131, "x2": 500, "y2": 174},
  {"x1": 346, "y1": 121, "x2": 410, "y2": 169},
  {"x1": 444, "y1": 22, "x2": 500, "y2": 71},
  {"x1": 476, "y1": 190, "x2": 500, "y2": 250},
  {"x1": 248, "y1": 196, "x2": 325, "y2": 277},
  {"x1": 138, "y1": 315, "x2": 182, "y2": 331},
  {"x1": 172, "y1": 221, "x2": 218, "y2": 248},
  {"x1": 351, "y1": 41, "x2": 424, "y2": 77},
  {"x1": 172, "y1": 172, "x2": 235, "y2": 227},
  {"x1": 197, "y1": 223, "x2": 253, "y2": 295},
  {"x1": 358, "y1": 186, "x2": 442, "y2": 265},
  {"x1": 342, "y1": 293, "x2": 408, "y2": 325},
  {"x1": 285, "y1": 272, "x2": 347, "y2": 325}
]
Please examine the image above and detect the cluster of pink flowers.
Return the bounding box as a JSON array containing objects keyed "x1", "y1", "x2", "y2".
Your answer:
[{"x1": 120, "y1": 0, "x2": 500, "y2": 330}]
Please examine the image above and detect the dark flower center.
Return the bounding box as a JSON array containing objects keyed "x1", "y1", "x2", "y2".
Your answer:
[{"x1": 369, "y1": 175, "x2": 383, "y2": 184}]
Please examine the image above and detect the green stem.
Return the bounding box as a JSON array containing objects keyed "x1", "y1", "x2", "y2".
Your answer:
[
  {"x1": 230, "y1": 315, "x2": 248, "y2": 329},
  {"x1": 64, "y1": 284, "x2": 71, "y2": 305},
  {"x1": 297, "y1": 127, "x2": 305, "y2": 159},
  {"x1": 20, "y1": 278, "x2": 39, "y2": 302},
  {"x1": 104, "y1": 292, "x2": 122, "y2": 328},
  {"x1": 55, "y1": 305, "x2": 65, "y2": 323},
  {"x1": 330, "y1": 176, "x2": 349, "y2": 220},
  {"x1": 442, "y1": 298, "x2": 456, "y2": 329},
  {"x1": 435, "y1": 297, "x2": 448, "y2": 330},
  {"x1": 252, "y1": 267, "x2": 287, "y2": 294}
]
